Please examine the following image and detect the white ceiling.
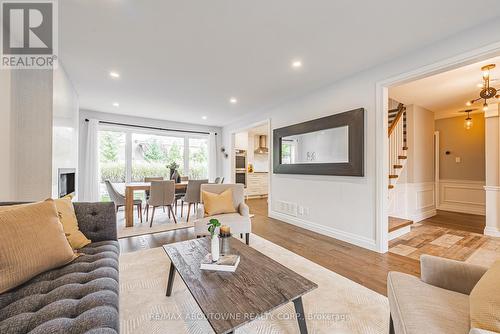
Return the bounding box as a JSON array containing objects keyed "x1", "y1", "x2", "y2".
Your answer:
[
  {"x1": 390, "y1": 56, "x2": 500, "y2": 119},
  {"x1": 59, "y1": 1, "x2": 500, "y2": 126},
  {"x1": 248, "y1": 124, "x2": 269, "y2": 136}
]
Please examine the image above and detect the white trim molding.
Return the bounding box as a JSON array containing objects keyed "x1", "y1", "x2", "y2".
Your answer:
[
  {"x1": 438, "y1": 179, "x2": 486, "y2": 216},
  {"x1": 269, "y1": 210, "x2": 378, "y2": 251},
  {"x1": 484, "y1": 185, "x2": 500, "y2": 237}
]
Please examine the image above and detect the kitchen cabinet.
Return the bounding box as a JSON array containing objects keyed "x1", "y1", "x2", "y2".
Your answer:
[{"x1": 245, "y1": 172, "x2": 268, "y2": 197}]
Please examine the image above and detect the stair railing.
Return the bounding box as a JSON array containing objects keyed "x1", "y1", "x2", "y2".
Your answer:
[{"x1": 388, "y1": 104, "x2": 406, "y2": 179}]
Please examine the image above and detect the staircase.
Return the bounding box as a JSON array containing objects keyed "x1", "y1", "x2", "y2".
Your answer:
[
  {"x1": 388, "y1": 103, "x2": 407, "y2": 189},
  {"x1": 387, "y1": 103, "x2": 413, "y2": 238}
]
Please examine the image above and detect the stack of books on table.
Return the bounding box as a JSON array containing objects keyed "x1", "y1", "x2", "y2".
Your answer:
[{"x1": 200, "y1": 254, "x2": 240, "y2": 272}]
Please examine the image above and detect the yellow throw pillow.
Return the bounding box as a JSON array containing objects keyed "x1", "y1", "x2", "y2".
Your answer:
[
  {"x1": 0, "y1": 198, "x2": 91, "y2": 249},
  {"x1": 0, "y1": 200, "x2": 76, "y2": 293},
  {"x1": 470, "y1": 260, "x2": 500, "y2": 332},
  {"x1": 202, "y1": 188, "x2": 237, "y2": 217},
  {"x1": 53, "y1": 197, "x2": 91, "y2": 249}
]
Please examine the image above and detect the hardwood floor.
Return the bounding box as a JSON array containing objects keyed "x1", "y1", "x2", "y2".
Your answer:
[
  {"x1": 419, "y1": 210, "x2": 485, "y2": 234},
  {"x1": 119, "y1": 198, "x2": 420, "y2": 296},
  {"x1": 247, "y1": 199, "x2": 419, "y2": 296}
]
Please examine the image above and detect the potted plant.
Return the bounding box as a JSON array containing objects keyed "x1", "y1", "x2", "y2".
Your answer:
[
  {"x1": 207, "y1": 218, "x2": 221, "y2": 262},
  {"x1": 167, "y1": 161, "x2": 180, "y2": 181}
]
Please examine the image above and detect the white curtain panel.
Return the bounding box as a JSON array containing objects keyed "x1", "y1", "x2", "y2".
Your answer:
[
  {"x1": 208, "y1": 132, "x2": 217, "y2": 182},
  {"x1": 81, "y1": 119, "x2": 100, "y2": 201}
]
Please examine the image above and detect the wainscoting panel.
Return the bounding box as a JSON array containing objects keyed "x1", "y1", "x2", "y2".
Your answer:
[
  {"x1": 438, "y1": 179, "x2": 485, "y2": 215},
  {"x1": 388, "y1": 182, "x2": 436, "y2": 222}
]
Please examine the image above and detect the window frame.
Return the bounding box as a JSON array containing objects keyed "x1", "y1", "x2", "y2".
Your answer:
[{"x1": 98, "y1": 124, "x2": 209, "y2": 183}]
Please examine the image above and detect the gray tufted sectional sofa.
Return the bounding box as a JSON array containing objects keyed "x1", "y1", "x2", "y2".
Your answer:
[{"x1": 0, "y1": 202, "x2": 119, "y2": 334}]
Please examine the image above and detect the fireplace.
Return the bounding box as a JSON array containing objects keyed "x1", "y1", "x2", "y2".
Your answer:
[{"x1": 58, "y1": 168, "x2": 76, "y2": 198}]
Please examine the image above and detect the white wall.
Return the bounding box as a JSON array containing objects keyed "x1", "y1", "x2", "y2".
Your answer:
[
  {"x1": 221, "y1": 18, "x2": 500, "y2": 251},
  {"x1": 0, "y1": 64, "x2": 79, "y2": 201},
  {"x1": 406, "y1": 105, "x2": 435, "y2": 183},
  {"x1": 10, "y1": 70, "x2": 54, "y2": 201},
  {"x1": 0, "y1": 69, "x2": 12, "y2": 200},
  {"x1": 79, "y1": 109, "x2": 223, "y2": 196},
  {"x1": 52, "y1": 65, "x2": 79, "y2": 198}
]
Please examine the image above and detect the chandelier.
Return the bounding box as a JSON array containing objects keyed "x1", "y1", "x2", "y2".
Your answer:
[{"x1": 466, "y1": 64, "x2": 499, "y2": 112}]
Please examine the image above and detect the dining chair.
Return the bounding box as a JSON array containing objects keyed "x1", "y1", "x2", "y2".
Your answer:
[
  {"x1": 144, "y1": 176, "x2": 164, "y2": 199},
  {"x1": 105, "y1": 180, "x2": 143, "y2": 223},
  {"x1": 144, "y1": 176, "x2": 164, "y2": 215},
  {"x1": 146, "y1": 180, "x2": 177, "y2": 227},
  {"x1": 181, "y1": 179, "x2": 208, "y2": 221},
  {"x1": 214, "y1": 176, "x2": 224, "y2": 184},
  {"x1": 174, "y1": 176, "x2": 188, "y2": 214}
]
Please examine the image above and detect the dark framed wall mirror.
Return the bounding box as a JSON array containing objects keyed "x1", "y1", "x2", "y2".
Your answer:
[{"x1": 273, "y1": 108, "x2": 364, "y2": 176}]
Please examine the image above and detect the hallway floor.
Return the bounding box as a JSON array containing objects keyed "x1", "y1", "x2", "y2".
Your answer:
[{"x1": 389, "y1": 211, "x2": 498, "y2": 267}]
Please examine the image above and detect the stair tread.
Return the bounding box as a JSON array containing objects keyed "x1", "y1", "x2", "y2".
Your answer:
[
  {"x1": 398, "y1": 155, "x2": 407, "y2": 159},
  {"x1": 389, "y1": 216, "x2": 413, "y2": 232},
  {"x1": 389, "y1": 174, "x2": 398, "y2": 179},
  {"x1": 388, "y1": 185, "x2": 394, "y2": 189},
  {"x1": 393, "y1": 165, "x2": 403, "y2": 168}
]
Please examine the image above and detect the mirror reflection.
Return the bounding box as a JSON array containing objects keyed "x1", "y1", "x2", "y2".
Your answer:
[{"x1": 281, "y1": 126, "x2": 349, "y2": 164}]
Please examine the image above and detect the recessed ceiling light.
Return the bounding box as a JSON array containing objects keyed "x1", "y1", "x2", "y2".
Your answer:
[
  {"x1": 229, "y1": 97, "x2": 238, "y2": 104},
  {"x1": 109, "y1": 71, "x2": 120, "y2": 79},
  {"x1": 291, "y1": 60, "x2": 303, "y2": 69},
  {"x1": 202, "y1": 116, "x2": 207, "y2": 120},
  {"x1": 112, "y1": 102, "x2": 119, "y2": 107}
]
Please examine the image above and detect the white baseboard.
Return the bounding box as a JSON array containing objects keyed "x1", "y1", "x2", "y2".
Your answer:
[
  {"x1": 269, "y1": 210, "x2": 378, "y2": 251},
  {"x1": 484, "y1": 226, "x2": 500, "y2": 237},
  {"x1": 388, "y1": 225, "x2": 411, "y2": 241}
]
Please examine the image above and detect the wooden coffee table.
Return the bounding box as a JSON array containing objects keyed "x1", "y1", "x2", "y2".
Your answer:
[{"x1": 163, "y1": 237, "x2": 318, "y2": 334}]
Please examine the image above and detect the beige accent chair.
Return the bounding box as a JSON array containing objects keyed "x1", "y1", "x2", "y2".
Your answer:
[
  {"x1": 194, "y1": 183, "x2": 251, "y2": 245},
  {"x1": 180, "y1": 179, "x2": 208, "y2": 222},
  {"x1": 388, "y1": 255, "x2": 494, "y2": 334},
  {"x1": 146, "y1": 180, "x2": 177, "y2": 226}
]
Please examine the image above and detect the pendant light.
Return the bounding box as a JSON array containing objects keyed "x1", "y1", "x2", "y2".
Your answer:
[{"x1": 462, "y1": 109, "x2": 474, "y2": 130}]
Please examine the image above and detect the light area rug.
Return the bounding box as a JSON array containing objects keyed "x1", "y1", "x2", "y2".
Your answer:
[
  {"x1": 119, "y1": 235, "x2": 389, "y2": 334},
  {"x1": 118, "y1": 221, "x2": 194, "y2": 239}
]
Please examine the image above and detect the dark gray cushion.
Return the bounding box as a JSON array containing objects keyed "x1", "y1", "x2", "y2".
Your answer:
[
  {"x1": 74, "y1": 202, "x2": 117, "y2": 242},
  {"x1": 0, "y1": 241, "x2": 119, "y2": 334}
]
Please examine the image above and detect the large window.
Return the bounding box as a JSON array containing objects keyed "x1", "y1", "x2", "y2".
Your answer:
[
  {"x1": 188, "y1": 137, "x2": 208, "y2": 179},
  {"x1": 98, "y1": 127, "x2": 209, "y2": 201},
  {"x1": 131, "y1": 133, "x2": 184, "y2": 182}
]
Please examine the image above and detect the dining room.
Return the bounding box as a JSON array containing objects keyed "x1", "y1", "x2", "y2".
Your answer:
[{"x1": 78, "y1": 110, "x2": 223, "y2": 238}]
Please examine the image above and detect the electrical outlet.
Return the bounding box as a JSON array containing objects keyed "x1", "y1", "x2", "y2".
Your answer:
[{"x1": 303, "y1": 207, "x2": 310, "y2": 216}]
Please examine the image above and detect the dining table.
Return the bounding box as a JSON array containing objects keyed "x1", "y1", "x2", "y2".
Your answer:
[{"x1": 124, "y1": 181, "x2": 188, "y2": 227}]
